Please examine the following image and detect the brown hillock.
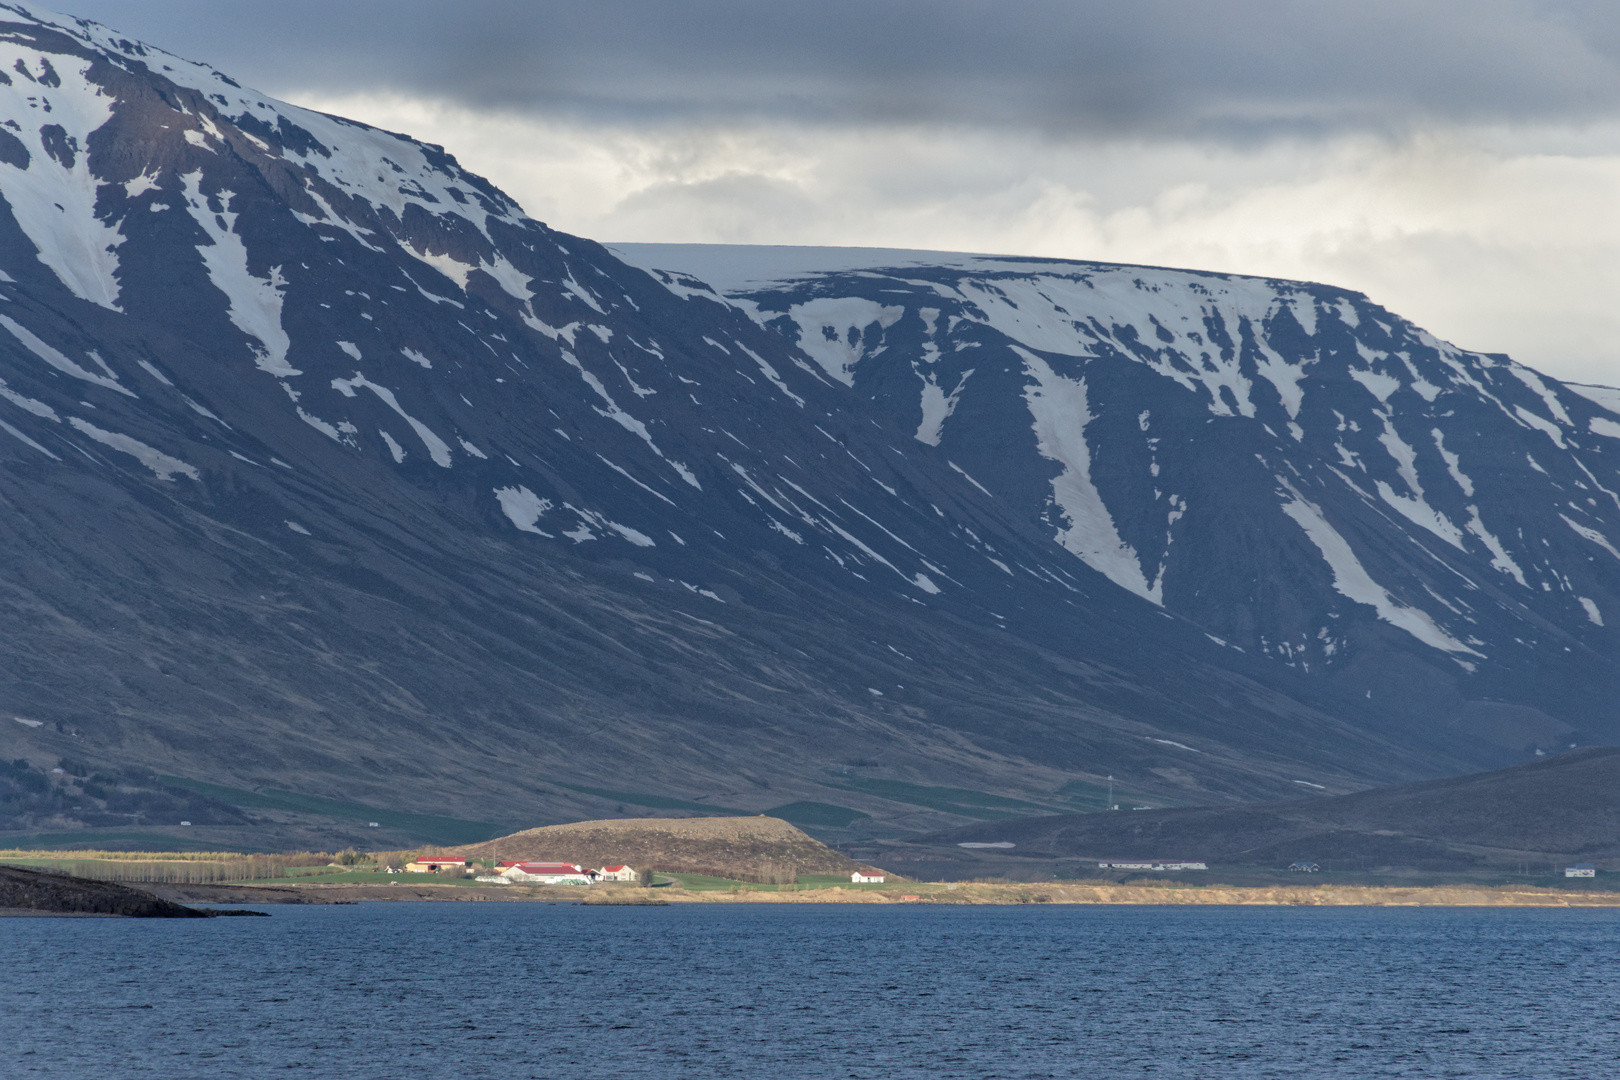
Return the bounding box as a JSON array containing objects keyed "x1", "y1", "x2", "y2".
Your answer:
[{"x1": 438, "y1": 815, "x2": 890, "y2": 883}]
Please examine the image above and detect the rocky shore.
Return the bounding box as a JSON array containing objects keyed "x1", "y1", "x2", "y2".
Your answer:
[{"x1": 0, "y1": 866, "x2": 265, "y2": 918}]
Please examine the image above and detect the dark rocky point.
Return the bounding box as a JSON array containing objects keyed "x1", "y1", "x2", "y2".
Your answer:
[{"x1": 0, "y1": 864, "x2": 266, "y2": 917}]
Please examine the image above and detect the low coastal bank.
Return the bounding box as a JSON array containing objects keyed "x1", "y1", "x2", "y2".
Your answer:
[
  {"x1": 0, "y1": 865, "x2": 266, "y2": 917},
  {"x1": 143, "y1": 879, "x2": 1620, "y2": 908}
]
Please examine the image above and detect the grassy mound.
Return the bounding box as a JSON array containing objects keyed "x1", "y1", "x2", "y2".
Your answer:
[{"x1": 441, "y1": 816, "x2": 890, "y2": 884}]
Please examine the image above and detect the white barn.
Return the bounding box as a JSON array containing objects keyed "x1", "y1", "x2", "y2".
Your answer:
[{"x1": 851, "y1": 871, "x2": 885, "y2": 883}]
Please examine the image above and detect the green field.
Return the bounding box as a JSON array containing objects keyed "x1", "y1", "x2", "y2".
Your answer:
[
  {"x1": 158, "y1": 777, "x2": 504, "y2": 845},
  {"x1": 1054, "y1": 778, "x2": 1169, "y2": 811},
  {"x1": 829, "y1": 776, "x2": 1065, "y2": 819},
  {"x1": 553, "y1": 783, "x2": 751, "y2": 816},
  {"x1": 0, "y1": 830, "x2": 246, "y2": 853},
  {"x1": 762, "y1": 802, "x2": 870, "y2": 828},
  {"x1": 554, "y1": 789, "x2": 871, "y2": 829}
]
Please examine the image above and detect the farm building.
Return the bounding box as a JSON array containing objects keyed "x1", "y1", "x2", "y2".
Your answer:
[
  {"x1": 405, "y1": 856, "x2": 469, "y2": 874},
  {"x1": 851, "y1": 871, "x2": 885, "y2": 883},
  {"x1": 596, "y1": 865, "x2": 638, "y2": 882},
  {"x1": 1566, "y1": 864, "x2": 1597, "y2": 878},
  {"x1": 500, "y1": 862, "x2": 596, "y2": 885}
]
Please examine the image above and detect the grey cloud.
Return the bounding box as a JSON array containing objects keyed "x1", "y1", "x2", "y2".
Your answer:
[{"x1": 53, "y1": 1, "x2": 1620, "y2": 139}]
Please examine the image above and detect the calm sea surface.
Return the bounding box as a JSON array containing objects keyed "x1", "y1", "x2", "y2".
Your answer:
[{"x1": 6, "y1": 902, "x2": 1620, "y2": 1078}]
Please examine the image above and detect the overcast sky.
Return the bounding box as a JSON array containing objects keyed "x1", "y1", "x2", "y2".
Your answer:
[{"x1": 56, "y1": 1, "x2": 1620, "y2": 385}]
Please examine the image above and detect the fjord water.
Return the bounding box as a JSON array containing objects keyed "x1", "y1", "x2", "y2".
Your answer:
[{"x1": 8, "y1": 904, "x2": 1619, "y2": 1078}]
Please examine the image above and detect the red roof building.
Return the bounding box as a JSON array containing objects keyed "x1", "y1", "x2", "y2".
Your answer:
[{"x1": 499, "y1": 862, "x2": 594, "y2": 884}]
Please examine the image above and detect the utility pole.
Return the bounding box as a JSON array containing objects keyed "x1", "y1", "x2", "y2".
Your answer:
[{"x1": 1108, "y1": 775, "x2": 1115, "y2": 810}]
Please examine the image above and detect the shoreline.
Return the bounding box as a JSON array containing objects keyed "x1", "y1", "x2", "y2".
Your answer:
[{"x1": 144, "y1": 880, "x2": 1620, "y2": 908}]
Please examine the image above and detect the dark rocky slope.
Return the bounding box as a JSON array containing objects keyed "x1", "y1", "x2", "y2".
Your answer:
[{"x1": 924, "y1": 747, "x2": 1620, "y2": 871}]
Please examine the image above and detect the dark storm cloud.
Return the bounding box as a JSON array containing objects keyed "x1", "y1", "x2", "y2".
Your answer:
[{"x1": 55, "y1": 1, "x2": 1620, "y2": 138}]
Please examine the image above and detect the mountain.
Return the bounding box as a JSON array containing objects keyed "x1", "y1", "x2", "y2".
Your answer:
[
  {"x1": 911, "y1": 746, "x2": 1620, "y2": 875},
  {"x1": 611, "y1": 244, "x2": 1620, "y2": 739},
  {"x1": 0, "y1": 8, "x2": 1615, "y2": 846}
]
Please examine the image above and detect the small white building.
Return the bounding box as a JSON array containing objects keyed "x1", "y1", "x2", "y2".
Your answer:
[
  {"x1": 596, "y1": 864, "x2": 638, "y2": 883},
  {"x1": 1097, "y1": 861, "x2": 1208, "y2": 871},
  {"x1": 851, "y1": 871, "x2": 885, "y2": 883},
  {"x1": 1566, "y1": 864, "x2": 1597, "y2": 878}
]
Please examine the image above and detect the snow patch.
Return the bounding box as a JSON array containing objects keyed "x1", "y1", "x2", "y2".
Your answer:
[
  {"x1": 520, "y1": 309, "x2": 580, "y2": 344},
  {"x1": 479, "y1": 253, "x2": 533, "y2": 301},
  {"x1": 0, "y1": 315, "x2": 133, "y2": 396},
  {"x1": 0, "y1": 375, "x2": 59, "y2": 420},
  {"x1": 948, "y1": 460, "x2": 994, "y2": 498},
  {"x1": 1514, "y1": 405, "x2": 1565, "y2": 447},
  {"x1": 568, "y1": 504, "x2": 655, "y2": 547},
  {"x1": 331, "y1": 372, "x2": 451, "y2": 466},
  {"x1": 123, "y1": 170, "x2": 160, "y2": 198},
  {"x1": 1017, "y1": 346, "x2": 1160, "y2": 604},
  {"x1": 135, "y1": 359, "x2": 173, "y2": 386},
  {"x1": 786, "y1": 297, "x2": 904, "y2": 385},
  {"x1": 1561, "y1": 513, "x2": 1620, "y2": 561},
  {"x1": 559, "y1": 349, "x2": 700, "y2": 488},
  {"x1": 0, "y1": 45, "x2": 123, "y2": 309},
  {"x1": 1278, "y1": 481, "x2": 1479, "y2": 656},
  {"x1": 68, "y1": 417, "x2": 198, "y2": 481},
  {"x1": 915, "y1": 368, "x2": 972, "y2": 446},
  {"x1": 494, "y1": 485, "x2": 554, "y2": 536},
  {"x1": 1507, "y1": 364, "x2": 1571, "y2": 426},
  {"x1": 733, "y1": 340, "x2": 803, "y2": 406},
  {"x1": 1566, "y1": 382, "x2": 1620, "y2": 415},
  {"x1": 1349, "y1": 368, "x2": 1401, "y2": 403},
  {"x1": 379, "y1": 430, "x2": 405, "y2": 462},
  {"x1": 1375, "y1": 417, "x2": 1462, "y2": 549},
  {"x1": 561, "y1": 272, "x2": 606, "y2": 313},
  {"x1": 1578, "y1": 597, "x2": 1604, "y2": 626},
  {"x1": 180, "y1": 173, "x2": 295, "y2": 376},
  {"x1": 1464, "y1": 506, "x2": 1527, "y2": 587},
  {"x1": 1431, "y1": 429, "x2": 1473, "y2": 496},
  {"x1": 0, "y1": 418, "x2": 57, "y2": 458}
]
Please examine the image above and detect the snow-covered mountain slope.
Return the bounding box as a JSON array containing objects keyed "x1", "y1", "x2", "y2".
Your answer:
[
  {"x1": 614, "y1": 243, "x2": 1620, "y2": 739},
  {"x1": 0, "y1": 7, "x2": 1612, "y2": 839}
]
